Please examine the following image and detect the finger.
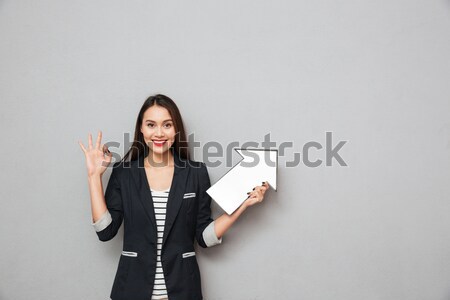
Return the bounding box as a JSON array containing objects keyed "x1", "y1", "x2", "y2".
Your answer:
[
  {"x1": 249, "y1": 188, "x2": 260, "y2": 194},
  {"x1": 254, "y1": 195, "x2": 262, "y2": 202},
  {"x1": 252, "y1": 185, "x2": 263, "y2": 192},
  {"x1": 253, "y1": 190, "x2": 263, "y2": 200},
  {"x1": 95, "y1": 130, "x2": 102, "y2": 150},
  {"x1": 88, "y1": 133, "x2": 93, "y2": 149},
  {"x1": 104, "y1": 146, "x2": 112, "y2": 160},
  {"x1": 104, "y1": 149, "x2": 112, "y2": 161},
  {"x1": 253, "y1": 186, "x2": 266, "y2": 193},
  {"x1": 78, "y1": 140, "x2": 87, "y2": 153}
]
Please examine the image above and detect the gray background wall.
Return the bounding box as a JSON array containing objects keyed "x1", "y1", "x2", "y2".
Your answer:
[{"x1": 1, "y1": 1, "x2": 449, "y2": 299}]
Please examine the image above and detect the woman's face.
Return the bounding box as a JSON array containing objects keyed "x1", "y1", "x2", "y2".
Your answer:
[{"x1": 140, "y1": 105, "x2": 176, "y2": 156}]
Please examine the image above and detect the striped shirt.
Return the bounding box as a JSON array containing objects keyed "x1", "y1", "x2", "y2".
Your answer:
[
  {"x1": 91, "y1": 184, "x2": 224, "y2": 300},
  {"x1": 151, "y1": 187, "x2": 170, "y2": 300}
]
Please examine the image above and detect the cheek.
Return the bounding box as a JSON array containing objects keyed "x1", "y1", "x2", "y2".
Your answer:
[
  {"x1": 167, "y1": 130, "x2": 176, "y2": 140},
  {"x1": 141, "y1": 130, "x2": 152, "y2": 143},
  {"x1": 141, "y1": 126, "x2": 153, "y2": 135}
]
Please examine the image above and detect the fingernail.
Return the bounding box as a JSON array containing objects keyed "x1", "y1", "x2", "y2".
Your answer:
[
  {"x1": 262, "y1": 182, "x2": 265, "y2": 185},
  {"x1": 252, "y1": 188, "x2": 255, "y2": 190},
  {"x1": 247, "y1": 192, "x2": 250, "y2": 195}
]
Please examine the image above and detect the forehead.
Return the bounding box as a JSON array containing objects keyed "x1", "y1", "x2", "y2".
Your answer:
[{"x1": 143, "y1": 105, "x2": 172, "y2": 121}]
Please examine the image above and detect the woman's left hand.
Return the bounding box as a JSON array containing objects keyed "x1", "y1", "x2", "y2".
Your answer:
[{"x1": 243, "y1": 181, "x2": 269, "y2": 208}]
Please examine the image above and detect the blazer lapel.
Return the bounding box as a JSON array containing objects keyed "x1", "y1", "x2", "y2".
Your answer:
[
  {"x1": 131, "y1": 149, "x2": 189, "y2": 249},
  {"x1": 162, "y1": 151, "x2": 189, "y2": 249}
]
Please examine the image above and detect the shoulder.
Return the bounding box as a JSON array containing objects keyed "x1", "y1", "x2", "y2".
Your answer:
[
  {"x1": 110, "y1": 160, "x2": 131, "y2": 178},
  {"x1": 185, "y1": 159, "x2": 206, "y2": 173},
  {"x1": 112, "y1": 160, "x2": 131, "y2": 169},
  {"x1": 186, "y1": 160, "x2": 211, "y2": 182}
]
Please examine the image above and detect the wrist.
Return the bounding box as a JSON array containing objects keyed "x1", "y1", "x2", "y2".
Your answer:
[
  {"x1": 88, "y1": 173, "x2": 102, "y2": 181},
  {"x1": 240, "y1": 200, "x2": 249, "y2": 211}
]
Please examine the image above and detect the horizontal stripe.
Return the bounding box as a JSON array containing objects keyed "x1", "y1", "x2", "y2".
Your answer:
[
  {"x1": 151, "y1": 190, "x2": 169, "y2": 193},
  {"x1": 152, "y1": 291, "x2": 167, "y2": 295},
  {"x1": 152, "y1": 201, "x2": 168, "y2": 204},
  {"x1": 153, "y1": 201, "x2": 168, "y2": 205},
  {"x1": 151, "y1": 296, "x2": 168, "y2": 300},
  {"x1": 152, "y1": 200, "x2": 168, "y2": 203}
]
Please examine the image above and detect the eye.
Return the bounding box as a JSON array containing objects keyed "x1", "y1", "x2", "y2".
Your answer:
[
  {"x1": 147, "y1": 123, "x2": 154, "y2": 128},
  {"x1": 164, "y1": 123, "x2": 172, "y2": 128}
]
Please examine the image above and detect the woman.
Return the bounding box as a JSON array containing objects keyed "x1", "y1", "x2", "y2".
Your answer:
[{"x1": 79, "y1": 94, "x2": 269, "y2": 300}]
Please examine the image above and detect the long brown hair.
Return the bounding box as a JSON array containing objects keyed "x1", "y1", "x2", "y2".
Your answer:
[{"x1": 121, "y1": 94, "x2": 190, "y2": 162}]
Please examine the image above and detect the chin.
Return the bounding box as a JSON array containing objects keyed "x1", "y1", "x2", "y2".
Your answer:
[{"x1": 149, "y1": 147, "x2": 170, "y2": 154}]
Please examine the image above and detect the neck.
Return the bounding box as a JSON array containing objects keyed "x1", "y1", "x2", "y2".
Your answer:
[{"x1": 145, "y1": 150, "x2": 174, "y2": 168}]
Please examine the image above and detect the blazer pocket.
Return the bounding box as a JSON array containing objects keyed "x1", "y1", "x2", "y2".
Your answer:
[
  {"x1": 183, "y1": 192, "x2": 196, "y2": 199},
  {"x1": 182, "y1": 251, "x2": 196, "y2": 258},
  {"x1": 122, "y1": 251, "x2": 138, "y2": 257}
]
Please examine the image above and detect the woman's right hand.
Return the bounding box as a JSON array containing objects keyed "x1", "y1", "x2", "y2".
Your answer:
[{"x1": 78, "y1": 130, "x2": 112, "y2": 177}]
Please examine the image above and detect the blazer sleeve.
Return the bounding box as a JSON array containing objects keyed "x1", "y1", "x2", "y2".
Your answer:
[
  {"x1": 196, "y1": 162, "x2": 223, "y2": 248},
  {"x1": 93, "y1": 162, "x2": 124, "y2": 242}
]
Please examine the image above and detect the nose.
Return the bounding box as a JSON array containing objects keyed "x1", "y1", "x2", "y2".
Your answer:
[{"x1": 156, "y1": 126, "x2": 163, "y2": 136}]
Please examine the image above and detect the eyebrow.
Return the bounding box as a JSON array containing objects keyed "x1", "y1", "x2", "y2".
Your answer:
[{"x1": 145, "y1": 119, "x2": 173, "y2": 122}]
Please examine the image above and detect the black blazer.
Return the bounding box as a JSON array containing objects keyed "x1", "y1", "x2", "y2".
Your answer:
[{"x1": 96, "y1": 150, "x2": 216, "y2": 300}]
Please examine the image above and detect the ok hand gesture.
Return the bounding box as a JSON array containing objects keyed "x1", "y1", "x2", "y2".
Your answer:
[{"x1": 78, "y1": 130, "x2": 112, "y2": 177}]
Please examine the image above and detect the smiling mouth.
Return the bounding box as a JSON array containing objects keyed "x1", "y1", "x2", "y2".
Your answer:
[{"x1": 152, "y1": 140, "x2": 167, "y2": 147}]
